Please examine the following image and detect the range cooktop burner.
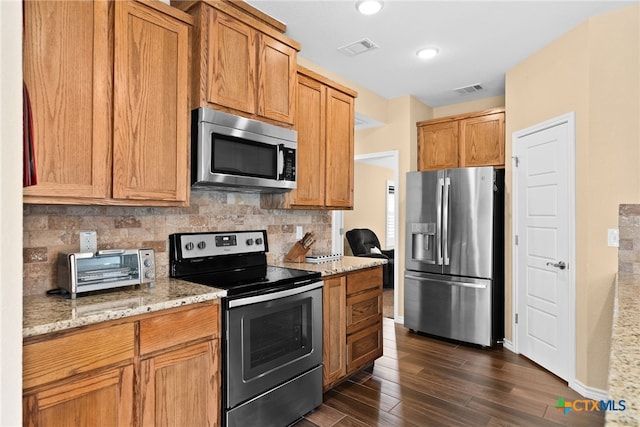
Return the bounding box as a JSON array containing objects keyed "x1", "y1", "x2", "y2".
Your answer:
[{"x1": 168, "y1": 230, "x2": 321, "y2": 298}]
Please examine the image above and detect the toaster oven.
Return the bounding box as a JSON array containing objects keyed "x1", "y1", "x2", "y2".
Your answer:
[{"x1": 57, "y1": 249, "x2": 155, "y2": 298}]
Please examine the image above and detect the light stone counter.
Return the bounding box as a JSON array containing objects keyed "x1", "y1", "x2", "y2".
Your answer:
[
  {"x1": 23, "y1": 278, "x2": 226, "y2": 338},
  {"x1": 274, "y1": 255, "x2": 387, "y2": 276},
  {"x1": 606, "y1": 273, "x2": 640, "y2": 426}
]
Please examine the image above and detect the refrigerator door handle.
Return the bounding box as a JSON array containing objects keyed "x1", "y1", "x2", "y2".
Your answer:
[
  {"x1": 404, "y1": 274, "x2": 488, "y2": 289},
  {"x1": 436, "y1": 177, "x2": 444, "y2": 265},
  {"x1": 442, "y1": 176, "x2": 451, "y2": 266}
]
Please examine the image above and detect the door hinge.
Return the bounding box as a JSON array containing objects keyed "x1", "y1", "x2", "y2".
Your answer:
[
  {"x1": 515, "y1": 235, "x2": 519, "y2": 245},
  {"x1": 513, "y1": 155, "x2": 519, "y2": 167},
  {"x1": 515, "y1": 313, "x2": 519, "y2": 324}
]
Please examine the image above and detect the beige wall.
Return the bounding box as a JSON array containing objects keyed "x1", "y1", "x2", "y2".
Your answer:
[
  {"x1": 343, "y1": 162, "x2": 394, "y2": 253},
  {"x1": 506, "y1": 5, "x2": 640, "y2": 390},
  {"x1": 433, "y1": 95, "x2": 505, "y2": 119}
]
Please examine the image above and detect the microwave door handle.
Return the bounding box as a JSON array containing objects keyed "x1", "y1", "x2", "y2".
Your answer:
[{"x1": 277, "y1": 144, "x2": 285, "y2": 180}]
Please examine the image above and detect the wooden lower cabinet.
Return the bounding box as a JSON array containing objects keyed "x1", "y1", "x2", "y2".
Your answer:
[
  {"x1": 140, "y1": 340, "x2": 219, "y2": 427},
  {"x1": 323, "y1": 266, "x2": 383, "y2": 391},
  {"x1": 23, "y1": 301, "x2": 220, "y2": 426}
]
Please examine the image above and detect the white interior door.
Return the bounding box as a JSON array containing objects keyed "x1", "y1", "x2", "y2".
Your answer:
[{"x1": 513, "y1": 113, "x2": 575, "y2": 382}]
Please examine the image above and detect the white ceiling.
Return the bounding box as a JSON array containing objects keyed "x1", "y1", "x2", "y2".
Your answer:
[{"x1": 246, "y1": 0, "x2": 637, "y2": 108}]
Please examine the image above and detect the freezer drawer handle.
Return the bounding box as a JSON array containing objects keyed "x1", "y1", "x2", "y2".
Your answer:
[
  {"x1": 546, "y1": 261, "x2": 567, "y2": 270},
  {"x1": 404, "y1": 275, "x2": 487, "y2": 289}
]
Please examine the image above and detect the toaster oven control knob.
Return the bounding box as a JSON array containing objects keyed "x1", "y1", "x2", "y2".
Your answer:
[
  {"x1": 144, "y1": 258, "x2": 153, "y2": 267},
  {"x1": 197, "y1": 241, "x2": 207, "y2": 250},
  {"x1": 185, "y1": 242, "x2": 195, "y2": 251},
  {"x1": 145, "y1": 270, "x2": 155, "y2": 279},
  {"x1": 246, "y1": 238, "x2": 254, "y2": 246}
]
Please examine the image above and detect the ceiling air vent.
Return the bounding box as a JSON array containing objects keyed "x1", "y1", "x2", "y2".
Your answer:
[
  {"x1": 338, "y1": 38, "x2": 379, "y2": 56},
  {"x1": 453, "y1": 83, "x2": 485, "y2": 95}
]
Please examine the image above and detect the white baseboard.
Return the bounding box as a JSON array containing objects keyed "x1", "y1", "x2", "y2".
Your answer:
[
  {"x1": 571, "y1": 379, "x2": 608, "y2": 400},
  {"x1": 502, "y1": 338, "x2": 515, "y2": 353}
]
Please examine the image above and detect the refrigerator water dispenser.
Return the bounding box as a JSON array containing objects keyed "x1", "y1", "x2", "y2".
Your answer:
[{"x1": 410, "y1": 222, "x2": 437, "y2": 263}]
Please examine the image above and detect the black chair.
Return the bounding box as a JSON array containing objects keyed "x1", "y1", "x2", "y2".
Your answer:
[{"x1": 345, "y1": 228, "x2": 394, "y2": 288}]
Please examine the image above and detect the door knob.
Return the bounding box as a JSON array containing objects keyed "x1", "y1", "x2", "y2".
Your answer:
[{"x1": 546, "y1": 261, "x2": 567, "y2": 270}]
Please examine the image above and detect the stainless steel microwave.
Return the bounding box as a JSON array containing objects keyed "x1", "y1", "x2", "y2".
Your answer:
[{"x1": 191, "y1": 108, "x2": 297, "y2": 192}]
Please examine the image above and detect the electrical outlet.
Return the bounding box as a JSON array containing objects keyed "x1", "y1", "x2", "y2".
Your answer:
[
  {"x1": 296, "y1": 226, "x2": 303, "y2": 239},
  {"x1": 607, "y1": 228, "x2": 619, "y2": 248},
  {"x1": 80, "y1": 231, "x2": 97, "y2": 253}
]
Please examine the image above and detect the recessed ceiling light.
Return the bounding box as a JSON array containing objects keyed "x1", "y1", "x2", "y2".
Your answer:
[
  {"x1": 416, "y1": 47, "x2": 439, "y2": 60},
  {"x1": 356, "y1": 0, "x2": 383, "y2": 15}
]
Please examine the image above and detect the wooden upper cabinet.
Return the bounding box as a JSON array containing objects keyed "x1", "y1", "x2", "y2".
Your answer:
[
  {"x1": 257, "y1": 35, "x2": 297, "y2": 124},
  {"x1": 291, "y1": 74, "x2": 326, "y2": 207},
  {"x1": 418, "y1": 120, "x2": 459, "y2": 171},
  {"x1": 178, "y1": 1, "x2": 299, "y2": 126},
  {"x1": 417, "y1": 108, "x2": 505, "y2": 171},
  {"x1": 459, "y1": 112, "x2": 505, "y2": 167},
  {"x1": 112, "y1": 0, "x2": 190, "y2": 203},
  {"x1": 23, "y1": 1, "x2": 111, "y2": 200},
  {"x1": 265, "y1": 66, "x2": 356, "y2": 210},
  {"x1": 207, "y1": 9, "x2": 256, "y2": 114},
  {"x1": 325, "y1": 87, "x2": 355, "y2": 208},
  {"x1": 23, "y1": 0, "x2": 192, "y2": 206}
]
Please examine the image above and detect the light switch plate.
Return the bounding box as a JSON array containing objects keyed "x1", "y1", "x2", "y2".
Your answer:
[
  {"x1": 607, "y1": 228, "x2": 619, "y2": 248},
  {"x1": 80, "y1": 231, "x2": 97, "y2": 253},
  {"x1": 296, "y1": 226, "x2": 303, "y2": 239}
]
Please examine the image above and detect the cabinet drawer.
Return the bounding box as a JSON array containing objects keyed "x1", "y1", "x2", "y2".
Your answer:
[
  {"x1": 346, "y1": 288, "x2": 382, "y2": 335},
  {"x1": 139, "y1": 303, "x2": 219, "y2": 356},
  {"x1": 346, "y1": 266, "x2": 383, "y2": 296},
  {"x1": 346, "y1": 321, "x2": 383, "y2": 374},
  {"x1": 23, "y1": 323, "x2": 135, "y2": 390}
]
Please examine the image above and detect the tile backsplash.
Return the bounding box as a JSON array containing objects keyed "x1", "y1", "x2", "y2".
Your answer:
[
  {"x1": 23, "y1": 191, "x2": 332, "y2": 296},
  {"x1": 618, "y1": 204, "x2": 640, "y2": 274}
]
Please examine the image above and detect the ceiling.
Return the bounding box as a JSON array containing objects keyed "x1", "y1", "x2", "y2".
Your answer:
[{"x1": 245, "y1": 0, "x2": 637, "y2": 108}]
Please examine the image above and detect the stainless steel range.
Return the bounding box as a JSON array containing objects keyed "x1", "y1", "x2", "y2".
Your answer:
[{"x1": 169, "y1": 230, "x2": 323, "y2": 427}]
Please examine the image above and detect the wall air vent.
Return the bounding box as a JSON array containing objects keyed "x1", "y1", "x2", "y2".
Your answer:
[
  {"x1": 453, "y1": 83, "x2": 485, "y2": 95},
  {"x1": 338, "y1": 38, "x2": 379, "y2": 56}
]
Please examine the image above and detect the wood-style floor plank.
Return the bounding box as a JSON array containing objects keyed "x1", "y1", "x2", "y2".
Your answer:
[{"x1": 295, "y1": 318, "x2": 605, "y2": 427}]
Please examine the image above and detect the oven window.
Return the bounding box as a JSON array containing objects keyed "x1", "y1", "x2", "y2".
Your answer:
[
  {"x1": 211, "y1": 133, "x2": 277, "y2": 179},
  {"x1": 241, "y1": 297, "x2": 313, "y2": 379}
]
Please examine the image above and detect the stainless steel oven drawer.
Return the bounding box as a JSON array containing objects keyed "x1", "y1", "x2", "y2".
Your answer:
[{"x1": 225, "y1": 365, "x2": 322, "y2": 427}]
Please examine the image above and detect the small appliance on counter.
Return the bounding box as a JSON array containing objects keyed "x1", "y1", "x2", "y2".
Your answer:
[{"x1": 57, "y1": 248, "x2": 155, "y2": 299}]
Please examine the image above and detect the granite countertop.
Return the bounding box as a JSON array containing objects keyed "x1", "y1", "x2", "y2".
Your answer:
[
  {"x1": 606, "y1": 273, "x2": 640, "y2": 426},
  {"x1": 274, "y1": 255, "x2": 387, "y2": 276},
  {"x1": 23, "y1": 278, "x2": 226, "y2": 338}
]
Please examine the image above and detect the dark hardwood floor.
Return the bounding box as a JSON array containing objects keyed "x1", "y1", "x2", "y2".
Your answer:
[{"x1": 295, "y1": 318, "x2": 605, "y2": 427}]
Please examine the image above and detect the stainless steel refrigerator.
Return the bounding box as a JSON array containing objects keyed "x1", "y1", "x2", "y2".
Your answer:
[{"x1": 404, "y1": 166, "x2": 504, "y2": 347}]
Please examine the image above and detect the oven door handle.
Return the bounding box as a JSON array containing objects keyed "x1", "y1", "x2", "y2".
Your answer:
[{"x1": 228, "y1": 280, "x2": 323, "y2": 308}]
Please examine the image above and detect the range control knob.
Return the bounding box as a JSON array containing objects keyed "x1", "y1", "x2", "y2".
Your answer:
[
  {"x1": 197, "y1": 241, "x2": 207, "y2": 250},
  {"x1": 246, "y1": 238, "x2": 254, "y2": 246},
  {"x1": 143, "y1": 258, "x2": 153, "y2": 267},
  {"x1": 255, "y1": 237, "x2": 263, "y2": 246},
  {"x1": 185, "y1": 242, "x2": 195, "y2": 251}
]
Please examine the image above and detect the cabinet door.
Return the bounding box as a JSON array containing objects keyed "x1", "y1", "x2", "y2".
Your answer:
[
  {"x1": 459, "y1": 112, "x2": 505, "y2": 167},
  {"x1": 323, "y1": 276, "x2": 346, "y2": 389},
  {"x1": 418, "y1": 121, "x2": 459, "y2": 171},
  {"x1": 325, "y1": 88, "x2": 355, "y2": 208},
  {"x1": 207, "y1": 9, "x2": 256, "y2": 114},
  {"x1": 290, "y1": 74, "x2": 326, "y2": 207},
  {"x1": 257, "y1": 34, "x2": 296, "y2": 124},
  {"x1": 140, "y1": 340, "x2": 220, "y2": 427},
  {"x1": 112, "y1": 1, "x2": 189, "y2": 203},
  {"x1": 23, "y1": 365, "x2": 134, "y2": 427},
  {"x1": 23, "y1": 0, "x2": 111, "y2": 201}
]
